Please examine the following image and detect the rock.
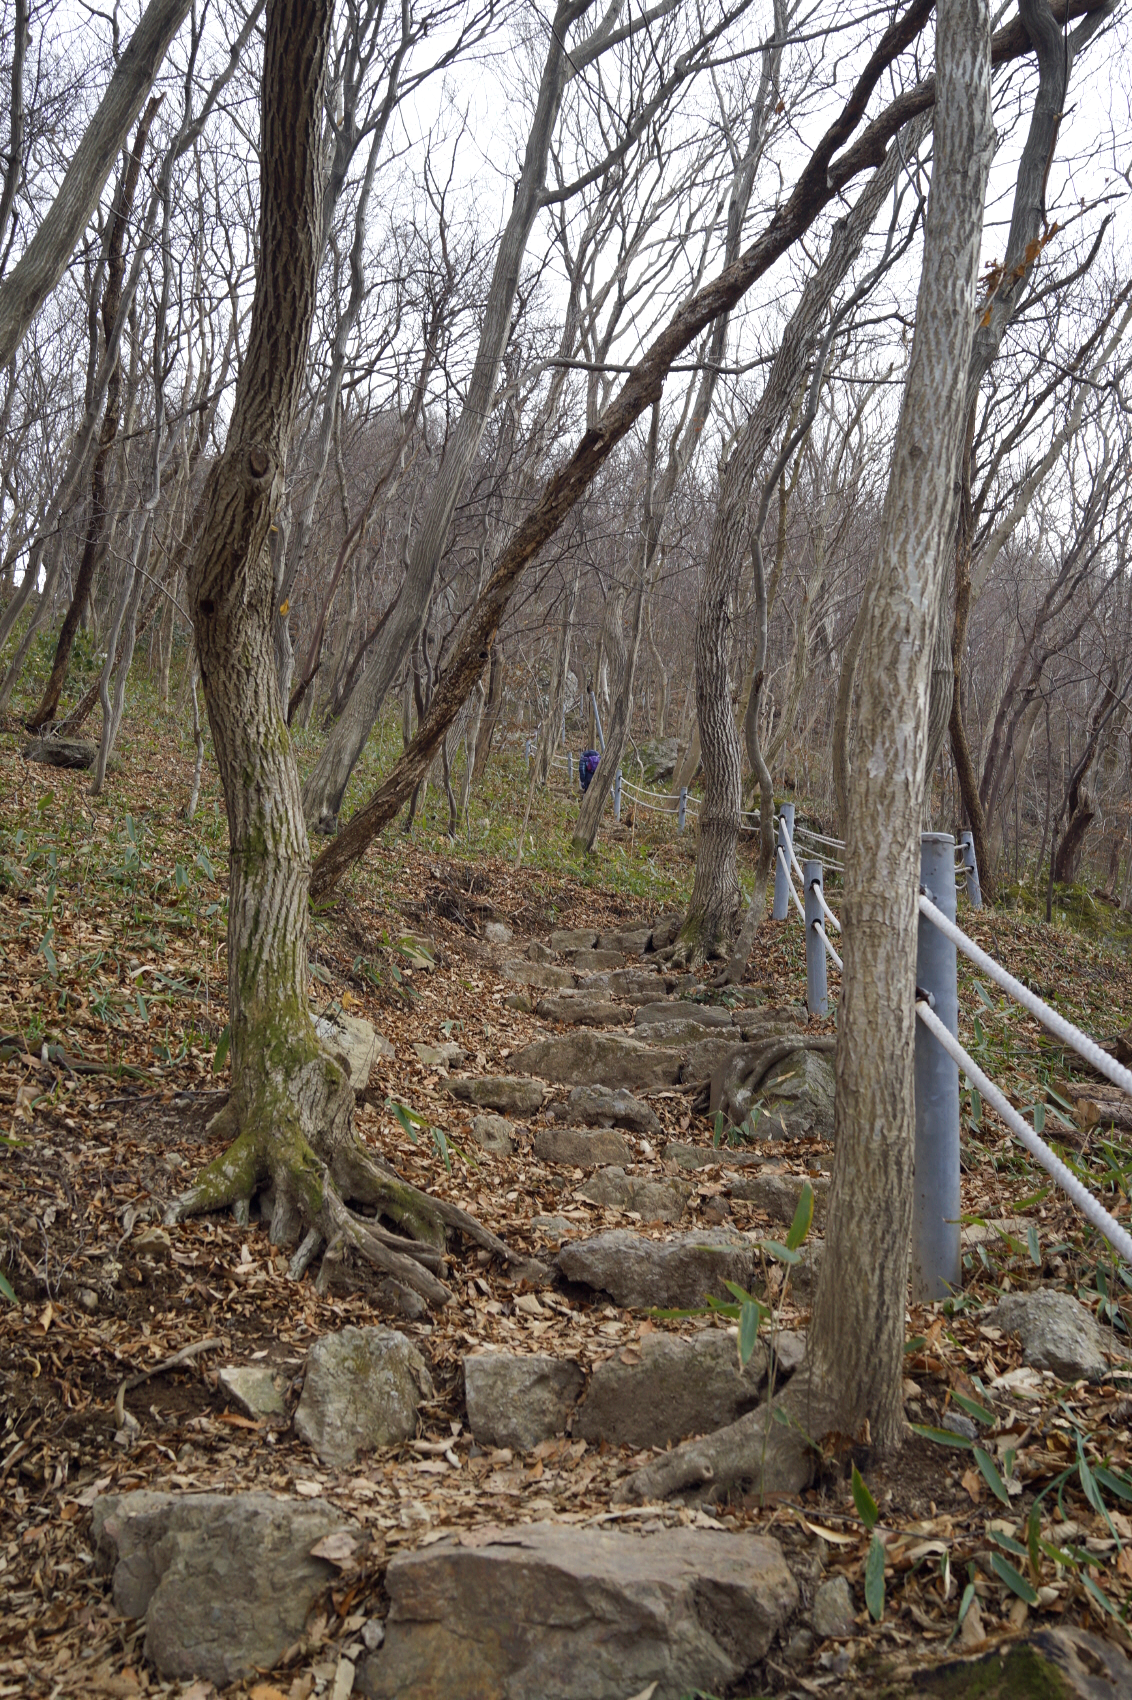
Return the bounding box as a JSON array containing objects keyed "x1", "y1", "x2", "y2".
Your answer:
[
  {"x1": 448, "y1": 1074, "x2": 546, "y2": 1116},
  {"x1": 556, "y1": 1228, "x2": 760, "y2": 1310},
  {"x1": 92, "y1": 1490, "x2": 358, "y2": 1683},
  {"x1": 635, "y1": 1000, "x2": 734, "y2": 1030},
  {"x1": 294, "y1": 1326, "x2": 434, "y2": 1468},
  {"x1": 502, "y1": 959, "x2": 577, "y2": 989},
  {"x1": 528, "y1": 940, "x2": 556, "y2": 962},
  {"x1": 728, "y1": 1169, "x2": 830, "y2": 1226},
  {"x1": 20, "y1": 735, "x2": 97, "y2": 769},
  {"x1": 503, "y1": 991, "x2": 532, "y2": 1013},
  {"x1": 550, "y1": 928, "x2": 598, "y2": 952},
  {"x1": 811, "y1": 1575, "x2": 856, "y2": 1639},
  {"x1": 483, "y1": 921, "x2": 513, "y2": 944},
  {"x1": 413, "y1": 1040, "x2": 465, "y2": 1070},
  {"x1": 576, "y1": 1167, "x2": 691, "y2": 1223},
  {"x1": 637, "y1": 738, "x2": 680, "y2": 784},
  {"x1": 218, "y1": 1364, "x2": 285, "y2": 1420},
  {"x1": 567, "y1": 1083, "x2": 662, "y2": 1134},
  {"x1": 772, "y1": 1329, "x2": 806, "y2": 1377},
  {"x1": 536, "y1": 994, "x2": 630, "y2": 1027},
  {"x1": 916, "y1": 1629, "x2": 1132, "y2": 1697},
  {"x1": 531, "y1": 1213, "x2": 579, "y2": 1241},
  {"x1": 357, "y1": 1522, "x2": 798, "y2": 1700},
  {"x1": 573, "y1": 949, "x2": 629, "y2": 970},
  {"x1": 513, "y1": 1031, "x2": 682, "y2": 1091},
  {"x1": 757, "y1": 1049, "x2": 836, "y2": 1140},
  {"x1": 463, "y1": 1352, "x2": 584, "y2": 1449},
  {"x1": 662, "y1": 1141, "x2": 764, "y2": 1170},
  {"x1": 650, "y1": 912, "x2": 684, "y2": 951},
  {"x1": 469, "y1": 1113, "x2": 515, "y2": 1155},
  {"x1": 942, "y1": 1411, "x2": 978, "y2": 1441},
  {"x1": 534, "y1": 1126, "x2": 633, "y2": 1167},
  {"x1": 313, "y1": 1010, "x2": 384, "y2": 1091},
  {"x1": 605, "y1": 967, "x2": 672, "y2": 1001},
  {"x1": 576, "y1": 1328, "x2": 765, "y2": 1448},
  {"x1": 993, "y1": 1289, "x2": 1110, "y2": 1382},
  {"x1": 596, "y1": 928, "x2": 652, "y2": 953},
  {"x1": 682, "y1": 1035, "x2": 755, "y2": 1085}
]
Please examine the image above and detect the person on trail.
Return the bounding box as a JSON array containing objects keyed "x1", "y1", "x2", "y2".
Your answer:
[{"x1": 579, "y1": 749, "x2": 600, "y2": 792}]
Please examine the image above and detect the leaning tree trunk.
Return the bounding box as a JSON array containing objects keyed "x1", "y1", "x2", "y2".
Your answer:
[{"x1": 164, "y1": 0, "x2": 501, "y2": 1308}]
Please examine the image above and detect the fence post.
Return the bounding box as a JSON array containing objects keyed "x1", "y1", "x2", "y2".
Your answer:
[
  {"x1": 613, "y1": 770, "x2": 622, "y2": 821},
  {"x1": 678, "y1": 788, "x2": 687, "y2": 833},
  {"x1": 803, "y1": 859, "x2": 828, "y2": 1017},
  {"x1": 912, "y1": 832, "x2": 962, "y2": 1302},
  {"x1": 959, "y1": 830, "x2": 983, "y2": 909},
  {"x1": 773, "y1": 803, "x2": 795, "y2": 921},
  {"x1": 525, "y1": 737, "x2": 532, "y2": 764},
  {"x1": 568, "y1": 751, "x2": 573, "y2": 786}
]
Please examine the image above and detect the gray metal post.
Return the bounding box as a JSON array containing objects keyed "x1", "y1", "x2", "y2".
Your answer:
[
  {"x1": 912, "y1": 832, "x2": 962, "y2": 1301},
  {"x1": 614, "y1": 771, "x2": 622, "y2": 821},
  {"x1": 589, "y1": 688, "x2": 606, "y2": 752},
  {"x1": 959, "y1": 830, "x2": 983, "y2": 909},
  {"x1": 525, "y1": 737, "x2": 532, "y2": 763},
  {"x1": 803, "y1": 859, "x2": 828, "y2": 1017},
  {"x1": 678, "y1": 788, "x2": 687, "y2": 833},
  {"x1": 568, "y1": 751, "x2": 574, "y2": 786},
  {"x1": 773, "y1": 803, "x2": 795, "y2": 921}
]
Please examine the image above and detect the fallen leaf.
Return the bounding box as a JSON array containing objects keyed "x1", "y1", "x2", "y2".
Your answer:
[
  {"x1": 310, "y1": 1531, "x2": 359, "y2": 1565},
  {"x1": 250, "y1": 1686, "x2": 288, "y2": 1700},
  {"x1": 961, "y1": 1466, "x2": 983, "y2": 1504}
]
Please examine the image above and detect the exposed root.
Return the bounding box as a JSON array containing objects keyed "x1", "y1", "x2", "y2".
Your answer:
[{"x1": 613, "y1": 1377, "x2": 818, "y2": 1504}]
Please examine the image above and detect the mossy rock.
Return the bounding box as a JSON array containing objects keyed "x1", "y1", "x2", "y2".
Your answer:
[{"x1": 876, "y1": 1627, "x2": 1132, "y2": 1698}]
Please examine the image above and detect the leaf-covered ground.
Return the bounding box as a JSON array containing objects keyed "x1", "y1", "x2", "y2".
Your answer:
[{"x1": 3, "y1": 695, "x2": 1132, "y2": 1700}]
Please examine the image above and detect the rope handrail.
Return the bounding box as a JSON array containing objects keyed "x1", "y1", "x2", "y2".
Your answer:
[
  {"x1": 810, "y1": 878, "x2": 842, "y2": 933},
  {"x1": 776, "y1": 846, "x2": 807, "y2": 922},
  {"x1": 918, "y1": 893, "x2": 1132, "y2": 1102},
  {"x1": 915, "y1": 997, "x2": 1132, "y2": 1264},
  {"x1": 779, "y1": 818, "x2": 807, "y2": 887},
  {"x1": 793, "y1": 824, "x2": 846, "y2": 852},
  {"x1": 814, "y1": 919, "x2": 843, "y2": 971}
]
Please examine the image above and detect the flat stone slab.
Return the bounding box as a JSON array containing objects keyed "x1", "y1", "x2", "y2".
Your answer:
[
  {"x1": 573, "y1": 948, "x2": 629, "y2": 970},
  {"x1": 635, "y1": 1001, "x2": 734, "y2": 1029},
  {"x1": 993, "y1": 1290, "x2": 1111, "y2": 1382},
  {"x1": 531, "y1": 1213, "x2": 582, "y2": 1241},
  {"x1": 464, "y1": 1351, "x2": 584, "y2": 1450},
  {"x1": 413, "y1": 1039, "x2": 465, "y2": 1070},
  {"x1": 556, "y1": 1228, "x2": 761, "y2": 1310},
  {"x1": 576, "y1": 1166, "x2": 691, "y2": 1223},
  {"x1": 357, "y1": 1522, "x2": 798, "y2": 1700},
  {"x1": 576, "y1": 1328, "x2": 765, "y2": 1448},
  {"x1": 567, "y1": 1083, "x2": 662, "y2": 1134},
  {"x1": 502, "y1": 960, "x2": 577, "y2": 989},
  {"x1": 294, "y1": 1326, "x2": 434, "y2": 1467},
  {"x1": 533, "y1": 1126, "x2": 633, "y2": 1167},
  {"x1": 597, "y1": 928, "x2": 652, "y2": 952},
  {"x1": 513, "y1": 1031, "x2": 682, "y2": 1091},
  {"x1": 448, "y1": 1074, "x2": 546, "y2": 1116},
  {"x1": 580, "y1": 967, "x2": 670, "y2": 1003},
  {"x1": 728, "y1": 1168, "x2": 830, "y2": 1226},
  {"x1": 93, "y1": 1491, "x2": 358, "y2": 1684},
  {"x1": 662, "y1": 1141, "x2": 765, "y2": 1170},
  {"x1": 536, "y1": 994, "x2": 630, "y2": 1027},
  {"x1": 218, "y1": 1363, "x2": 285, "y2": 1420},
  {"x1": 469, "y1": 1113, "x2": 514, "y2": 1154},
  {"x1": 550, "y1": 928, "x2": 598, "y2": 952}
]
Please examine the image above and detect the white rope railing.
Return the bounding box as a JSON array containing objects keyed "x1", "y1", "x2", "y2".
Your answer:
[
  {"x1": 918, "y1": 893, "x2": 1132, "y2": 1102},
  {"x1": 793, "y1": 824, "x2": 846, "y2": 852},
  {"x1": 811, "y1": 879, "x2": 842, "y2": 933},
  {"x1": 915, "y1": 997, "x2": 1132, "y2": 1264},
  {"x1": 776, "y1": 846, "x2": 807, "y2": 922},
  {"x1": 814, "y1": 919, "x2": 843, "y2": 971}
]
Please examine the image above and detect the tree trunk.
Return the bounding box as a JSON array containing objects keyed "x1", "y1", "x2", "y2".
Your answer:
[{"x1": 165, "y1": 0, "x2": 496, "y2": 1305}]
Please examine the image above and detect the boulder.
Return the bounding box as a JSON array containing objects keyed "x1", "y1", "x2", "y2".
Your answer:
[
  {"x1": 575, "y1": 1328, "x2": 765, "y2": 1448},
  {"x1": 637, "y1": 738, "x2": 680, "y2": 784},
  {"x1": 596, "y1": 928, "x2": 652, "y2": 953},
  {"x1": 757, "y1": 1049, "x2": 836, "y2": 1139},
  {"x1": 502, "y1": 960, "x2": 577, "y2": 990},
  {"x1": 531, "y1": 1213, "x2": 580, "y2": 1241},
  {"x1": 811, "y1": 1575, "x2": 856, "y2": 1639},
  {"x1": 550, "y1": 928, "x2": 598, "y2": 952},
  {"x1": 536, "y1": 994, "x2": 630, "y2": 1027},
  {"x1": 528, "y1": 940, "x2": 556, "y2": 963},
  {"x1": 573, "y1": 949, "x2": 629, "y2": 971},
  {"x1": 682, "y1": 1035, "x2": 755, "y2": 1085},
  {"x1": 635, "y1": 1000, "x2": 734, "y2": 1030},
  {"x1": 534, "y1": 1126, "x2": 633, "y2": 1167},
  {"x1": 993, "y1": 1290, "x2": 1111, "y2": 1382},
  {"x1": 20, "y1": 735, "x2": 97, "y2": 769},
  {"x1": 313, "y1": 1010, "x2": 385, "y2": 1091},
  {"x1": 576, "y1": 1167, "x2": 691, "y2": 1224},
  {"x1": 482, "y1": 921, "x2": 513, "y2": 945},
  {"x1": 92, "y1": 1491, "x2": 359, "y2": 1683},
  {"x1": 910, "y1": 1629, "x2": 1132, "y2": 1698},
  {"x1": 567, "y1": 1083, "x2": 662, "y2": 1134},
  {"x1": 513, "y1": 1031, "x2": 682, "y2": 1092},
  {"x1": 503, "y1": 992, "x2": 532, "y2": 1013},
  {"x1": 463, "y1": 1352, "x2": 584, "y2": 1450},
  {"x1": 580, "y1": 967, "x2": 671, "y2": 1003},
  {"x1": 556, "y1": 1228, "x2": 761, "y2": 1310},
  {"x1": 413, "y1": 1039, "x2": 465, "y2": 1070},
  {"x1": 650, "y1": 912, "x2": 684, "y2": 951},
  {"x1": 662, "y1": 1141, "x2": 764, "y2": 1171},
  {"x1": 448, "y1": 1074, "x2": 546, "y2": 1116},
  {"x1": 469, "y1": 1113, "x2": 515, "y2": 1155},
  {"x1": 357, "y1": 1522, "x2": 798, "y2": 1700},
  {"x1": 294, "y1": 1326, "x2": 434, "y2": 1467},
  {"x1": 217, "y1": 1364, "x2": 285, "y2": 1420},
  {"x1": 728, "y1": 1168, "x2": 830, "y2": 1226}
]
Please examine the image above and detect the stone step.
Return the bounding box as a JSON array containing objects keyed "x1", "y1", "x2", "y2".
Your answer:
[
  {"x1": 356, "y1": 1521, "x2": 798, "y2": 1700},
  {"x1": 564, "y1": 1083, "x2": 662, "y2": 1134},
  {"x1": 533, "y1": 1125, "x2": 634, "y2": 1166},
  {"x1": 513, "y1": 1030, "x2": 683, "y2": 1091},
  {"x1": 448, "y1": 1075, "x2": 546, "y2": 1116},
  {"x1": 634, "y1": 1000, "x2": 735, "y2": 1030},
  {"x1": 575, "y1": 1165, "x2": 690, "y2": 1222},
  {"x1": 535, "y1": 993, "x2": 630, "y2": 1027}
]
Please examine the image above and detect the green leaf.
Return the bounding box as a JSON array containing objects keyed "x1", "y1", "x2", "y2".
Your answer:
[
  {"x1": 712, "y1": 1110, "x2": 725, "y2": 1149},
  {"x1": 738, "y1": 1300, "x2": 761, "y2": 1368},
  {"x1": 1082, "y1": 1572, "x2": 1121, "y2": 1618},
  {"x1": 851, "y1": 1463, "x2": 879, "y2": 1529},
  {"x1": 1092, "y1": 1464, "x2": 1132, "y2": 1504},
  {"x1": 389, "y1": 1101, "x2": 421, "y2": 1142},
  {"x1": 987, "y1": 1529, "x2": 1030, "y2": 1561},
  {"x1": 431, "y1": 1126, "x2": 451, "y2": 1174},
  {"x1": 1027, "y1": 1502, "x2": 1043, "y2": 1582},
  {"x1": 910, "y1": 1423, "x2": 973, "y2": 1451},
  {"x1": 0, "y1": 1270, "x2": 16, "y2": 1304},
  {"x1": 974, "y1": 980, "x2": 995, "y2": 1010},
  {"x1": 970, "y1": 1086, "x2": 982, "y2": 1127},
  {"x1": 1076, "y1": 1443, "x2": 1120, "y2": 1544},
  {"x1": 864, "y1": 1534, "x2": 886, "y2": 1621},
  {"x1": 1032, "y1": 1102, "x2": 1046, "y2": 1135},
  {"x1": 195, "y1": 849, "x2": 214, "y2": 880},
  {"x1": 785, "y1": 1180, "x2": 814, "y2": 1251},
  {"x1": 973, "y1": 1446, "x2": 1012, "y2": 1508},
  {"x1": 973, "y1": 1014, "x2": 985, "y2": 1048},
  {"x1": 956, "y1": 1579, "x2": 976, "y2": 1630},
  {"x1": 990, "y1": 1553, "x2": 1038, "y2": 1605},
  {"x1": 950, "y1": 1390, "x2": 995, "y2": 1427},
  {"x1": 722, "y1": 1279, "x2": 760, "y2": 1307},
  {"x1": 1027, "y1": 1224, "x2": 1041, "y2": 1267},
  {"x1": 212, "y1": 1024, "x2": 230, "y2": 1073},
  {"x1": 759, "y1": 1238, "x2": 801, "y2": 1265}
]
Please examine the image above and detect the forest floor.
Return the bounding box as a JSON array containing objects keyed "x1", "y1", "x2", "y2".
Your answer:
[{"x1": 3, "y1": 682, "x2": 1132, "y2": 1700}]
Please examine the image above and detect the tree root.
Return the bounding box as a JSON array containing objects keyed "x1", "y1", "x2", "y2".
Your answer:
[{"x1": 613, "y1": 1378, "x2": 818, "y2": 1505}]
